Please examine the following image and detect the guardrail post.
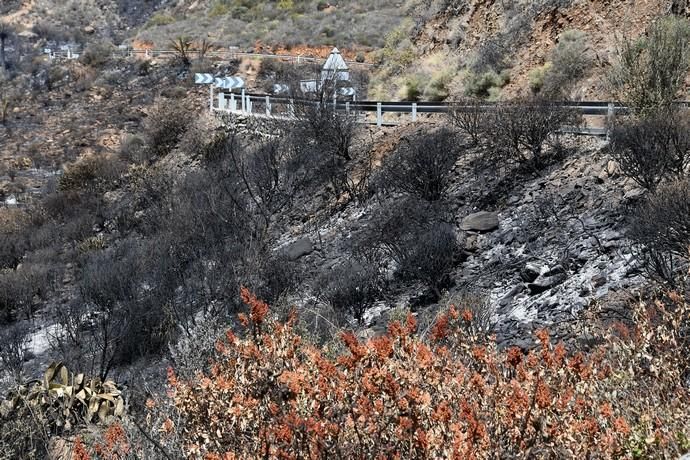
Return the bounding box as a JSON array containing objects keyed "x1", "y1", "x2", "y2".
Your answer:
[
  {"x1": 247, "y1": 97, "x2": 252, "y2": 113},
  {"x1": 289, "y1": 99, "x2": 295, "y2": 118},
  {"x1": 377, "y1": 102, "x2": 382, "y2": 127},
  {"x1": 346, "y1": 102, "x2": 350, "y2": 114},
  {"x1": 210, "y1": 85, "x2": 214, "y2": 111},
  {"x1": 230, "y1": 93, "x2": 236, "y2": 111},
  {"x1": 266, "y1": 95, "x2": 271, "y2": 116},
  {"x1": 412, "y1": 103, "x2": 417, "y2": 122},
  {"x1": 606, "y1": 102, "x2": 615, "y2": 141},
  {"x1": 241, "y1": 89, "x2": 246, "y2": 113},
  {"x1": 218, "y1": 92, "x2": 226, "y2": 110}
]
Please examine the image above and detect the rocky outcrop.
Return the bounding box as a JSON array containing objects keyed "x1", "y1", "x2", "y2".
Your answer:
[
  {"x1": 283, "y1": 237, "x2": 314, "y2": 261},
  {"x1": 460, "y1": 211, "x2": 499, "y2": 232}
]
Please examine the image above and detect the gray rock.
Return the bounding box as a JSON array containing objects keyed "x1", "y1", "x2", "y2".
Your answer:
[
  {"x1": 499, "y1": 284, "x2": 525, "y2": 307},
  {"x1": 528, "y1": 273, "x2": 566, "y2": 295},
  {"x1": 591, "y1": 273, "x2": 607, "y2": 288},
  {"x1": 579, "y1": 285, "x2": 591, "y2": 297},
  {"x1": 606, "y1": 160, "x2": 621, "y2": 177},
  {"x1": 460, "y1": 211, "x2": 499, "y2": 232},
  {"x1": 600, "y1": 229, "x2": 622, "y2": 241},
  {"x1": 520, "y1": 263, "x2": 542, "y2": 283},
  {"x1": 623, "y1": 186, "x2": 646, "y2": 201},
  {"x1": 283, "y1": 237, "x2": 313, "y2": 260},
  {"x1": 596, "y1": 168, "x2": 608, "y2": 183},
  {"x1": 464, "y1": 234, "x2": 480, "y2": 252}
]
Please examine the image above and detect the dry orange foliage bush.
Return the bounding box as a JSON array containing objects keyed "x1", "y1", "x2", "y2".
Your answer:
[
  {"x1": 76, "y1": 288, "x2": 690, "y2": 459},
  {"x1": 146, "y1": 288, "x2": 687, "y2": 459}
]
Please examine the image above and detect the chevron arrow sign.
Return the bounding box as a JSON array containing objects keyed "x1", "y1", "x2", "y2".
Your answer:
[
  {"x1": 214, "y1": 76, "x2": 245, "y2": 89},
  {"x1": 338, "y1": 87, "x2": 356, "y2": 96},
  {"x1": 195, "y1": 73, "x2": 214, "y2": 84}
]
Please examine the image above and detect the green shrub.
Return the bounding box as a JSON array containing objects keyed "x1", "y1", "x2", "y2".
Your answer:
[
  {"x1": 146, "y1": 13, "x2": 176, "y2": 28},
  {"x1": 463, "y1": 70, "x2": 510, "y2": 99},
  {"x1": 531, "y1": 30, "x2": 591, "y2": 98},
  {"x1": 381, "y1": 20, "x2": 416, "y2": 74},
  {"x1": 0, "y1": 363, "x2": 124, "y2": 459},
  {"x1": 609, "y1": 16, "x2": 690, "y2": 116},
  {"x1": 398, "y1": 74, "x2": 423, "y2": 101},
  {"x1": 424, "y1": 68, "x2": 456, "y2": 101},
  {"x1": 528, "y1": 63, "x2": 552, "y2": 93},
  {"x1": 208, "y1": 1, "x2": 231, "y2": 17}
]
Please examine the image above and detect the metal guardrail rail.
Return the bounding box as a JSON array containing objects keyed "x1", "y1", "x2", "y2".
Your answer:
[{"x1": 210, "y1": 90, "x2": 618, "y2": 135}]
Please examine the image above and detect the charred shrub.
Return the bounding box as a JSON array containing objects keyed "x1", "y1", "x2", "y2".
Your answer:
[
  {"x1": 360, "y1": 198, "x2": 459, "y2": 298},
  {"x1": 376, "y1": 128, "x2": 461, "y2": 201},
  {"x1": 608, "y1": 110, "x2": 690, "y2": 191},
  {"x1": 58, "y1": 154, "x2": 125, "y2": 192},
  {"x1": 319, "y1": 260, "x2": 383, "y2": 324},
  {"x1": 256, "y1": 253, "x2": 300, "y2": 304},
  {"x1": 288, "y1": 96, "x2": 361, "y2": 198},
  {"x1": 448, "y1": 98, "x2": 487, "y2": 145},
  {"x1": 629, "y1": 179, "x2": 690, "y2": 285},
  {"x1": 481, "y1": 98, "x2": 580, "y2": 170},
  {"x1": 60, "y1": 240, "x2": 176, "y2": 378},
  {"x1": 79, "y1": 41, "x2": 114, "y2": 69},
  {"x1": 395, "y1": 224, "x2": 459, "y2": 296},
  {"x1": 0, "y1": 264, "x2": 55, "y2": 323},
  {"x1": 0, "y1": 322, "x2": 29, "y2": 385},
  {"x1": 0, "y1": 209, "x2": 28, "y2": 269},
  {"x1": 143, "y1": 101, "x2": 192, "y2": 161},
  {"x1": 118, "y1": 134, "x2": 146, "y2": 163}
]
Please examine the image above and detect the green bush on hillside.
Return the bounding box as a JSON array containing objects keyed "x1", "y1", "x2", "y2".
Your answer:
[
  {"x1": 609, "y1": 16, "x2": 690, "y2": 116},
  {"x1": 463, "y1": 70, "x2": 509, "y2": 100},
  {"x1": 145, "y1": 13, "x2": 176, "y2": 28}
]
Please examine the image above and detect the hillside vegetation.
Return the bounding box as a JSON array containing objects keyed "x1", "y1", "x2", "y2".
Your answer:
[
  {"x1": 0, "y1": 1, "x2": 690, "y2": 459},
  {"x1": 136, "y1": 0, "x2": 405, "y2": 50}
]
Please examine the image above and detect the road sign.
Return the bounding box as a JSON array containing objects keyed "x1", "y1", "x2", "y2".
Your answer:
[
  {"x1": 338, "y1": 87, "x2": 356, "y2": 96},
  {"x1": 214, "y1": 76, "x2": 245, "y2": 89},
  {"x1": 195, "y1": 73, "x2": 214, "y2": 84}
]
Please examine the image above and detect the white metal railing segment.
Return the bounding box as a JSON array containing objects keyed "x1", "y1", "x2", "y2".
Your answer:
[{"x1": 208, "y1": 89, "x2": 615, "y2": 134}]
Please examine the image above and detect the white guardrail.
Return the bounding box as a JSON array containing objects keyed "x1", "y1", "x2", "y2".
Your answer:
[{"x1": 210, "y1": 89, "x2": 618, "y2": 134}]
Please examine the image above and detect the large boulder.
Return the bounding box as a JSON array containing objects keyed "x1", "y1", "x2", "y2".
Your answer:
[
  {"x1": 283, "y1": 237, "x2": 313, "y2": 260},
  {"x1": 528, "y1": 273, "x2": 566, "y2": 295},
  {"x1": 460, "y1": 211, "x2": 499, "y2": 232}
]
